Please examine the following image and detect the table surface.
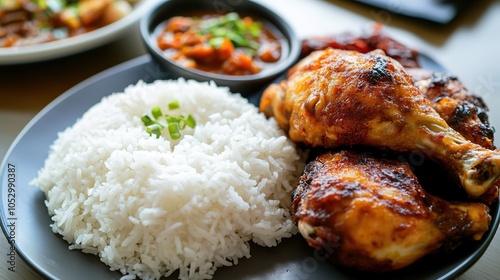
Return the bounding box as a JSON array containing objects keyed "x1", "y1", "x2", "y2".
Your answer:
[{"x1": 1, "y1": 0, "x2": 500, "y2": 279}]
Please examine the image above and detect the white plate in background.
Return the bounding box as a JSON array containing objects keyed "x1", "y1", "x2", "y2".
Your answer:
[{"x1": 0, "y1": 0, "x2": 155, "y2": 65}]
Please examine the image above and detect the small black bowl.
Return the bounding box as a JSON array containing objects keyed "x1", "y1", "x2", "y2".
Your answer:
[{"x1": 140, "y1": 0, "x2": 301, "y2": 95}]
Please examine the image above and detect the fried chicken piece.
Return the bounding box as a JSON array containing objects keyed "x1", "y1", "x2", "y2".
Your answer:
[
  {"x1": 408, "y1": 68, "x2": 495, "y2": 149},
  {"x1": 300, "y1": 23, "x2": 420, "y2": 68},
  {"x1": 300, "y1": 24, "x2": 494, "y2": 149},
  {"x1": 292, "y1": 150, "x2": 491, "y2": 272},
  {"x1": 259, "y1": 48, "x2": 500, "y2": 199},
  {"x1": 408, "y1": 68, "x2": 498, "y2": 205}
]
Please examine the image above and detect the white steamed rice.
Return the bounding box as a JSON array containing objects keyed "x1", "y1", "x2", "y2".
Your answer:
[{"x1": 31, "y1": 79, "x2": 304, "y2": 280}]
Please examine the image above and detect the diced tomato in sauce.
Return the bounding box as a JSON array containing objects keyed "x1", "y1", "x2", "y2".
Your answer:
[{"x1": 156, "y1": 13, "x2": 282, "y2": 75}]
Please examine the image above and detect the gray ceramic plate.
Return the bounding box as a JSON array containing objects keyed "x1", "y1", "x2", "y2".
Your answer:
[{"x1": 1, "y1": 55, "x2": 498, "y2": 280}]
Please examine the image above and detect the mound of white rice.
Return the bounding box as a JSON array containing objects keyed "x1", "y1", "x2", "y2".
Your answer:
[{"x1": 31, "y1": 79, "x2": 304, "y2": 280}]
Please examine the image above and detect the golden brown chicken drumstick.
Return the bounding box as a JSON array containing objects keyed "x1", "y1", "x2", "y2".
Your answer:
[
  {"x1": 299, "y1": 25, "x2": 495, "y2": 149},
  {"x1": 292, "y1": 150, "x2": 492, "y2": 272},
  {"x1": 260, "y1": 48, "x2": 500, "y2": 199}
]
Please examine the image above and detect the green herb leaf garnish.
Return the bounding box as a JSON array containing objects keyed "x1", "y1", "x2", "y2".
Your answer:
[
  {"x1": 208, "y1": 37, "x2": 225, "y2": 49},
  {"x1": 200, "y1": 12, "x2": 262, "y2": 50}
]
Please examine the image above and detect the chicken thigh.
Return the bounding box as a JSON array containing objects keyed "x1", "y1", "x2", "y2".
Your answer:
[
  {"x1": 260, "y1": 48, "x2": 500, "y2": 199},
  {"x1": 292, "y1": 150, "x2": 491, "y2": 272}
]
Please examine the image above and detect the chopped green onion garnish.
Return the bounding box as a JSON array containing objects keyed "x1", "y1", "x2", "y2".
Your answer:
[
  {"x1": 235, "y1": 20, "x2": 246, "y2": 33},
  {"x1": 141, "y1": 115, "x2": 155, "y2": 126},
  {"x1": 147, "y1": 123, "x2": 164, "y2": 138},
  {"x1": 168, "y1": 122, "x2": 181, "y2": 140},
  {"x1": 141, "y1": 100, "x2": 196, "y2": 140},
  {"x1": 200, "y1": 12, "x2": 262, "y2": 50},
  {"x1": 186, "y1": 114, "x2": 196, "y2": 128},
  {"x1": 177, "y1": 116, "x2": 187, "y2": 130},
  {"x1": 225, "y1": 12, "x2": 239, "y2": 23},
  {"x1": 212, "y1": 27, "x2": 228, "y2": 37},
  {"x1": 152, "y1": 107, "x2": 163, "y2": 119},
  {"x1": 226, "y1": 31, "x2": 248, "y2": 47},
  {"x1": 168, "y1": 100, "x2": 180, "y2": 110},
  {"x1": 248, "y1": 22, "x2": 262, "y2": 38},
  {"x1": 208, "y1": 37, "x2": 225, "y2": 49},
  {"x1": 166, "y1": 115, "x2": 180, "y2": 124}
]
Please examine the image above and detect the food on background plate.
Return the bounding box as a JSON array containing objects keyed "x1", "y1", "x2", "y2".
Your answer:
[
  {"x1": 156, "y1": 12, "x2": 283, "y2": 75},
  {"x1": 300, "y1": 23, "x2": 420, "y2": 68},
  {"x1": 0, "y1": 0, "x2": 138, "y2": 47},
  {"x1": 260, "y1": 36, "x2": 499, "y2": 271},
  {"x1": 293, "y1": 150, "x2": 491, "y2": 272},
  {"x1": 31, "y1": 79, "x2": 305, "y2": 280}
]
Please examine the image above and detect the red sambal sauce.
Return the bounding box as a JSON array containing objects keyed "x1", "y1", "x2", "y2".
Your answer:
[{"x1": 156, "y1": 12, "x2": 282, "y2": 75}]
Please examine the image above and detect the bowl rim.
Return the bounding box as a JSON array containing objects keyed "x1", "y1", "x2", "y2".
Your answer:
[{"x1": 139, "y1": 0, "x2": 301, "y2": 82}]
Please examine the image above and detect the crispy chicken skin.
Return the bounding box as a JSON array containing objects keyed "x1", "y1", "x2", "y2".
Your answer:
[
  {"x1": 292, "y1": 150, "x2": 491, "y2": 272},
  {"x1": 300, "y1": 25, "x2": 494, "y2": 149},
  {"x1": 300, "y1": 23, "x2": 420, "y2": 68},
  {"x1": 260, "y1": 48, "x2": 500, "y2": 199},
  {"x1": 408, "y1": 68, "x2": 499, "y2": 204},
  {"x1": 408, "y1": 68, "x2": 495, "y2": 150}
]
